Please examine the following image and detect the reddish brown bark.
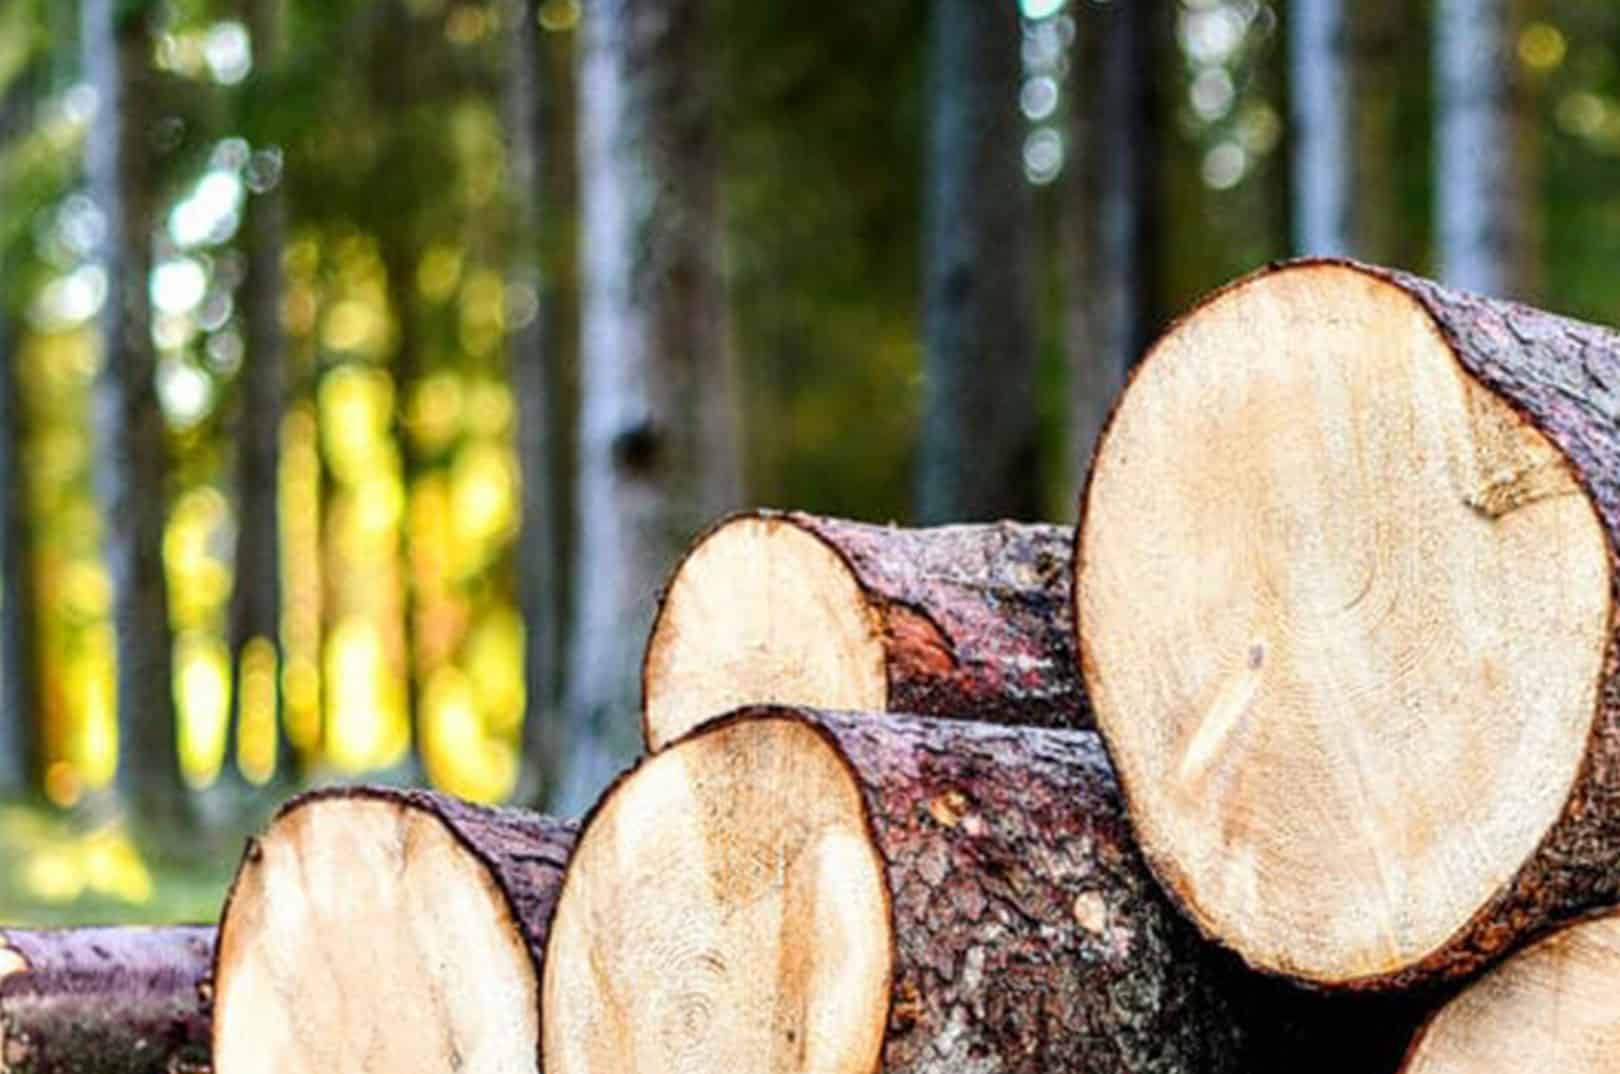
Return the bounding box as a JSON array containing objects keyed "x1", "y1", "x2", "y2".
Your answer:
[
  {"x1": 0, "y1": 926, "x2": 214, "y2": 1074},
  {"x1": 649, "y1": 511, "x2": 1088, "y2": 737},
  {"x1": 688, "y1": 706, "x2": 1239, "y2": 1073}
]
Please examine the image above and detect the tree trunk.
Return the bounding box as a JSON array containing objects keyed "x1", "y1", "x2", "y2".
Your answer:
[
  {"x1": 224, "y1": 0, "x2": 290, "y2": 791},
  {"x1": 643, "y1": 511, "x2": 1086, "y2": 750},
  {"x1": 1078, "y1": 258, "x2": 1620, "y2": 991},
  {"x1": 0, "y1": 68, "x2": 40, "y2": 799},
  {"x1": 1289, "y1": 0, "x2": 1351, "y2": 255},
  {"x1": 917, "y1": 0, "x2": 1037, "y2": 523},
  {"x1": 561, "y1": 0, "x2": 739, "y2": 811},
  {"x1": 0, "y1": 926, "x2": 214, "y2": 1074},
  {"x1": 1350, "y1": 0, "x2": 1402, "y2": 263},
  {"x1": 381, "y1": 238, "x2": 424, "y2": 779},
  {"x1": 544, "y1": 706, "x2": 1245, "y2": 1074},
  {"x1": 503, "y1": 0, "x2": 563, "y2": 804},
  {"x1": 1399, "y1": 910, "x2": 1620, "y2": 1074},
  {"x1": 1065, "y1": 0, "x2": 1157, "y2": 485},
  {"x1": 213, "y1": 786, "x2": 575, "y2": 1074},
  {"x1": 1435, "y1": 0, "x2": 1533, "y2": 297},
  {"x1": 82, "y1": 0, "x2": 192, "y2": 833}
]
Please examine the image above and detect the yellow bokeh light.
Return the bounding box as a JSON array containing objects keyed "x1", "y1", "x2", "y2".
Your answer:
[
  {"x1": 237, "y1": 636, "x2": 280, "y2": 785},
  {"x1": 176, "y1": 632, "x2": 229, "y2": 786},
  {"x1": 1519, "y1": 23, "x2": 1566, "y2": 71},
  {"x1": 324, "y1": 617, "x2": 408, "y2": 771}
]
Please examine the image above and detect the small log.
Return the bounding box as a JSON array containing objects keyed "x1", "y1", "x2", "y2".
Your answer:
[
  {"x1": 0, "y1": 925, "x2": 213, "y2": 1074},
  {"x1": 1400, "y1": 911, "x2": 1620, "y2": 1073},
  {"x1": 543, "y1": 706, "x2": 1242, "y2": 1074},
  {"x1": 1078, "y1": 258, "x2": 1620, "y2": 989},
  {"x1": 212, "y1": 787, "x2": 575, "y2": 1074},
  {"x1": 643, "y1": 511, "x2": 1085, "y2": 749}
]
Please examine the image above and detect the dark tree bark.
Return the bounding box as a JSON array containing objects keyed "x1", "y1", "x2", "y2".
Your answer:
[
  {"x1": 223, "y1": 0, "x2": 291, "y2": 790},
  {"x1": 1065, "y1": 0, "x2": 1158, "y2": 486},
  {"x1": 0, "y1": 68, "x2": 41, "y2": 798},
  {"x1": 503, "y1": 0, "x2": 563, "y2": 804},
  {"x1": 560, "y1": 0, "x2": 740, "y2": 811},
  {"x1": 82, "y1": 0, "x2": 192, "y2": 832},
  {"x1": 214, "y1": 786, "x2": 576, "y2": 1074},
  {"x1": 1435, "y1": 0, "x2": 1535, "y2": 297},
  {"x1": 917, "y1": 0, "x2": 1037, "y2": 523},
  {"x1": 0, "y1": 926, "x2": 214, "y2": 1074},
  {"x1": 643, "y1": 511, "x2": 1087, "y2": 750}
]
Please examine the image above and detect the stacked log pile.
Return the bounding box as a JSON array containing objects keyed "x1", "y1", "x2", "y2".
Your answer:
[{"x1": 25, "y1": 259, "x2": 1620, "y2": 1072}]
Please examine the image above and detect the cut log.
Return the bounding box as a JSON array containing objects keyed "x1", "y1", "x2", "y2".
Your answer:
[
  {"x1": 543, "y1": 705, "x2": 1243, "y2": 1074},
  {"x1": 212, "y1": 787, "x2": 574, "y2": 1074},
  {"x1": 0, "y1": 925, "x2": 213, "y2": 1074},
  {"x1": 642, "y1": 511, "x2": 1085, "y2": 750},
  {"x1": 1077, "y1": 258, "x2": 1620, "y2": 990},
  {"x1": 1400, "y1": 910, "x2": 1620, "y2": 1073}
]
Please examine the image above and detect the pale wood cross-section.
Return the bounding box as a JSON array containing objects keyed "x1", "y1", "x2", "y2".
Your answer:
[
  {"x1": 1401, "y1": 912, "x2": 1620, "y2": 1073},
  {"x1": 1078, "y1": 259, "x2": 1620, "y2": 990},
  {"x1": 643, "y1": 512, "x2": 1086, "y2": 750},
  {"x1": 213, "y1": 788, "x2": 574, "y2": 1074}
]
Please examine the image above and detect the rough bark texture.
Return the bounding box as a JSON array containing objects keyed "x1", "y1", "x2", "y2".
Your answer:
[
  {"x1": 561, "y1": 0, "x2": 740, "y2": 812},
  {"x1": 1435, "y1": 0, "x2": 1534, "y2": 298},
  {"x1": 83, "y1": 0, "x2": 192, "y2": 831},
  {"x1": 1340, "y1": 260, "x2": 1620, "y2": 988},
  {"x1": 1065, "y1": 0, "x2": 1157, "y2": 484},
  {"x1": 224, "y1": 0, "x2": 290, "y2": 788},
  {"x1": 669, "y1": 511, "x2": 1088, "y2": 731},
  {"x1": 504, "y1": 0, "x2": 564, "y2": 804},
  {"x1": 0, "y1": 926, "x2": 214, "y2": 1074},
  {"x1": 263, "y1": 786, "x2": 577, "y2": 968},
  {"x1": 0, "y1": 70, "x2": 40, "y2": 798},
  {"x1": 917, "y1": 0, "x2": 1037, "y2": 523},
  {"x1": 707, "y1": 706, "x2": 1242, "y2": 1074},
  {"x1": 1289, "y1": 0, "x2": 1351, "y2": 256}
]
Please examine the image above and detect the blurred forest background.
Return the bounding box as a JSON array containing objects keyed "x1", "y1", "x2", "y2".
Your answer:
[{"x1": 0, "y1": 0, "x2": 1614, "y2": 922}]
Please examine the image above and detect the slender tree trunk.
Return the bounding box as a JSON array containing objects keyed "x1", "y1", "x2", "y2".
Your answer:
[
  {"x1": 0, "y1": 71, "x2": 40, "y2": 798},
  {"x1": 917, "y1": 0, "x2": 1036, "y2": 523},
  {"x1": 1435, "y1": 0, "x2": 1533, "y2": 297},
  {"x1": 1065, "y1": 0, "x2": 1156, "y2": 490},
  {"x1": 1289, "y1": 0, "x2": 1351, "y2": 255},
  {"x1": 559, "y1": 0, "x2": 739, "y2": 811},
  {"x1": 83, "y1": 0, "x2": 192, "y2": 833},
  {"x1": 504, "y1": 0, "x2": 562, "y2": 804},
  {"x1": 381, "y1": 238, "x2": 424, "y2": 779},
  {"x1": 224, "y1": 0, "x2": 290, "y2": 791},
  {"x1": 1350, "y1": 0, "x2": 1401, "y2": 263}
]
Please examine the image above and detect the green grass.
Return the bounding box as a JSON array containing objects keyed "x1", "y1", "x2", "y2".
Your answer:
[{"x1": 0, "y1": 796, "x2": 273, "y2": 927}]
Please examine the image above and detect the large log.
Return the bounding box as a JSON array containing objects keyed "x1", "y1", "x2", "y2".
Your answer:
[
  {"x1": 1077, "y1": 258, "x2": 1620, "y2": 990},
  {"x1": 212, "y1": 787, "x2": 575, "y2": 1074},
  {"x1": 0, "y1": 926, "x2": 213, "y2": 1074},
  {"x1": 543, "y1": 705, "x2": 1243, "y2": 1074},
  {"x1": 642, "y1": 511, "x2": 1085, "y2": 749},
  {"x1": 1400, "y1": 910, "x2": 1620, "y2": 1073}
]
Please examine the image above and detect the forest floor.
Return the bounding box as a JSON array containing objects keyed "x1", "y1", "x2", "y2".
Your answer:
[{"x1": 0, "y1": 797, "x2": 266, "y2": 926}]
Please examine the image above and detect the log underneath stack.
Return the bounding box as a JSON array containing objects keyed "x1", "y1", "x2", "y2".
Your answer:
[
  {"x1": 643, "y1": 512, "x2": 1085, "y2": 749},
  {"x1": 0, "y1": 925, "x2": 213, "y2": 1074},
  {"x1": 1078, "y1": 258, "x2": 1620, "y2": 989},
  {"x1": 543, "y1": 706, "x2": 1242, "y2": 1074},
  {"x1": 1400, "y1": 911, "x2": 1620, "y2": 1073},
  {"x1": 212, "y1": 787, "x2": 574, "y2": 1074}
]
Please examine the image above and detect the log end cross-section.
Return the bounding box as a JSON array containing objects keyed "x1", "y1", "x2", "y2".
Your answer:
[{"x1": 1078, "y1": 258, "x2": 1620, "y2": 989}]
